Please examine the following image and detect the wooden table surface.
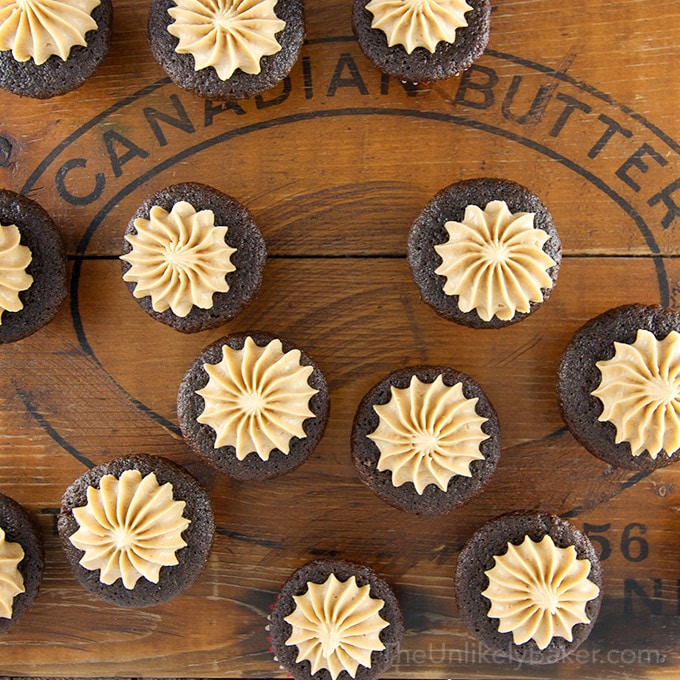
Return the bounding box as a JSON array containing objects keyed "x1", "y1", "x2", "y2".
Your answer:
[{"x1": 1, "y1": 0, "x2": 680, "y2": 678}]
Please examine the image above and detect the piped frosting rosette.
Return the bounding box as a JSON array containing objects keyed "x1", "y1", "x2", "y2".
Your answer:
[
  {"x1": 178, "y1": 331, "x2": 330, "y2": 480},
  {"x1": 455, "y1": 511, "x2": 603, "y2": 664},
  {"x1": 58, "y1": 455, "x2": 215, "y2": 608},
  {"x1": 352, "y1": 365, "x2": 500, "y2": 515}
]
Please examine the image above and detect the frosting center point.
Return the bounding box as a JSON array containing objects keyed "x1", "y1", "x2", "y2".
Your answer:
[
  {"x1": 164, "y1": 241, "x2": 193, "y2": 268},
  {"x1": 529, "y1": 583, "x2": 560, "y2": 615},
  {"x1": 112, "y1": 527, "x2": 133, "y2": 550},
  {"x1": 239, "y1": 390, "x2": 267, "y2": 415},
  {"x1": 411, "y1": 432, "x2": 440, "y2": 456},
  {"x1": 482, "y1": 241, "x2": 509, "y2": 263}
]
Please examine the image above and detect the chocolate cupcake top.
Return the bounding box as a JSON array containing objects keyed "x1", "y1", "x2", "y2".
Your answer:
[
  {"x1": 352, "y1": 366, "x2": 500, "y2": 515},
  {"x1": 558, "y1": 303, "x2": 680, "y2": 470},
  {"x1": 0, "y1": 223, "x2": 33, "y2": 321},
  {"x1": 196, "y1": 335, "x2": 319, "y2": 461},
  {"x1": 455, "y1": 511, "x2": 603, "y2": 665},
  {"x1": 59, "y1": 454, "x2": 214, "y2": 608},
  {"x1": 353, "y1": 0, "x2": 490, "y2": 83},
  {"x1": 122, "y1": 200, "x2": 237, "y2": 318},
  {"x1": 167, "y1": 0, "x2": 286, "y2": 80},
  {"x1": 367, "y1": 373, "x2": 488, "y2": 494},
  {"x1": 284, "y1": 572, "x2": 390, "y2": 679},
  {"x1": 149, "y1": 0, "x2": 305, "y2": 101},
  {"x1": 434, "y1": 200, "x2": 557, "y2": 323},
  {"x1": 0, "y1": 492, "x2": 44, "y2": 633},
  {"x1": 408, "y1": 178, "x2": 561, "y2": 329},
  {"x1": 121, "y1": 183, "x2": 266, "y2": 333},
  {"x1": 270, "y1": 559, "x2": 404, "y2": 680},
  {"x1": 0, "y1": 0, "x2": 100, "y2": 64},
  {"x1": 0, "y1": 526, "x2": 26, "y2": 620},
  {"x1": 591, "y1": 328, "x2": 680, "y2": 459},
  {"x1": 178, "y1": 331, "x2": 329, "y2": 480},
  {"x1": 68, "y1": 469, "x2": 191, "y2": 590},
  {"x1": 365, "y1": 0, "x2": 473, "y2": 55},
  {"x1": 482, "y1": 533, "x2": 600, "y2": 651},
  {"x1": 0, "y1": 189, "x2": 67, "y2": 343},
  {"x1": 0, "y1": 0, "x2": 112, "y2": 98}
]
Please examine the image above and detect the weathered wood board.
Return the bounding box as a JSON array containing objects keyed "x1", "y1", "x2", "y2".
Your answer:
[{"x1": 1, "y1": 0, "x2": 680, "y2": 678}]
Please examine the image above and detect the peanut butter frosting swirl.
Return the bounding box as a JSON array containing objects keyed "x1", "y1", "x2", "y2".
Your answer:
[
  {"x1": 167, "y1": 0, "x2": 286, "y2": 81},
  {"x1": 0, "y1": 527, "x2": 25, "y2": 619},
  {"x1": 434, "y1": 200, "x2": 556, "y2": 322},
  {"x1": 368, "y1": 375, "x2": 488, "y2": 494},
  {"x1": 284, "y1": 573, "x2": 389, "y2": 680},
  {"x1": 482, "y1": 534, "x2": 600, "y2": 650},
  {"x1": 592, "y1": 329, "x2": 680, "y2": 459},
  {"x1": 196, "y1": 337, "x2": 318, "y2": 461},
  {"x1": 121, "y1": 201, "x2": 237, "y2": 318},
  {"x1": 365, "y1": 0, "x2": 473, "y2": 54},
  {"x1": 0, "y1": 224, "x2": 33, "y2": 325},
  {"x1": 69, "y1": 470, "x2": 190, "y2": 590},
  {"x1": 0, "y1": 0, "x2": 100, "y2": 65}
]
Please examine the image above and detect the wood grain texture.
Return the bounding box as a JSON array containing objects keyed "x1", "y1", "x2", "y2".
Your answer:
[{"x1": 0, "y1": 0, "x2": 679, "y2": 678}]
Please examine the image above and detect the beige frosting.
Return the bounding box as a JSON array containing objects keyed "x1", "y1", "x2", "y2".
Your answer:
[
  {"x1": 196, "y1": 337, "x2": 318, "y2": 461},
  {"x1": 167, "y1": 0, "x2": 286, "y2": 80},
  {"x1": 434, "y1": 200, "x2": 556, "y2": 322},
  {"x1": 69, "y1": 470, "x2": 190, "y2": 590},
  {"x1": 368, "y1": 375, "x2": 488, "y2": 494},
  {"x1": 482, "y1": 534, "x2": 599, "y2": 650},
  {"x1": 0, "y1": 0, "x2": 100, "y2": 65},
  {"x1": 284, "y1": 573, "x2": 389, "y2": 680},
  {"x1": 365, "y1": 0, "x2": 473, "y2": 54},
  {"x1": 592, "y1": 329, "x2": 680, "y2": 459},
  {"x1": 0, "y1": 224, "x2": 33, "y2": 325},
  {"x1": 0, "y1": 527, "x2": 25, "y2": 620},
  {"x1": 121, "y1": 201, "x2": 237, "y2": 318}
]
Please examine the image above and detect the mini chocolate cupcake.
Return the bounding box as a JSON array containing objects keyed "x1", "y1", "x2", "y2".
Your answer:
[
  {"x1": 178, "y1": 331, "x2": 329, "y2": 481},
  {"x1": 269, "y1": 559, "x2": 404, "y2": 680},
  {"x1": 120, "y1": 182, "x2": 266, "y2": 333},
  {"x1": 0, "y1": 189, "x2": 67, "y2": 343},
  {"x1": 408, "y1": 178, "x2": 561, "y2": 329},
  {"x1": 0, "y1": 493, "x2": 44, "y2": 633},
  {"x1": 0, "y1": 0, "x2": 112, "y2": 98},
  {"x1": 455, "y1": 511, "x2": 602, "y2": 665},
  {"x1": 353, "y1": 0, "x2": 490, "y2": 83},
  {"x1": 58, "y1": 454, "x2": 214, "y2": 608},
  {"x1": 351, "y1": 366, "x2": 500, "y2": 515},
  {"x1": 558, "y1": 303, "x2": 680, "y2": 470},
  {"x1": 148, "y1": 0, "x2": 304, "y2": 100}
]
